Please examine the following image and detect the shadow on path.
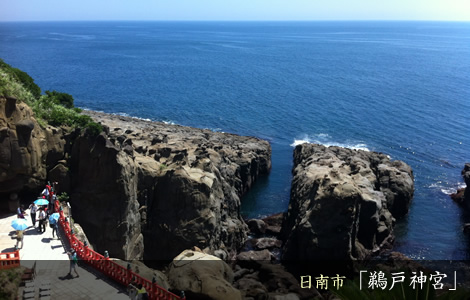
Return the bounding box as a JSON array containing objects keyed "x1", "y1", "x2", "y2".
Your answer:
[
  {"x1": 1, "y1": 247, "x2": 16, "y2": 253},
  {"x1": 58, "y1": 273, "x2": 76, "y2": 281}
]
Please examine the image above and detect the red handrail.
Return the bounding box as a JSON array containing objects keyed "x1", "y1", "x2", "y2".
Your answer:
[
  {"x1": 0, "y1": 250, "x2": 20, "y2": 270},
  {"x1": 54, "y1": 200, "x2": 182, "y2": 300}
]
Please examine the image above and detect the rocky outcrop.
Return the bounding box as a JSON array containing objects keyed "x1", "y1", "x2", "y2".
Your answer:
[
  {"x1": 0, "y1": 96, "x2": 65, "y2": 197},
  {"x1": 69, "y1": 111, "x2": 271, "y2": 260},
  {"x1": 233, "y1": 262, "x2": 319, "y2": 300},
  {"x1": 462, "y1": 164, "x2": 470, "y2": 209},
  {"x1": 451, "y1": 164, "x2": 470, "y2": 209},
  {"x1": 282, "y1": 143, "x2": 414, "y2": 261},
  {"x1": 167, "y1": 249, "x2": 242, "y2": 300},
  {"x1": 0, "y1": 96, "x2": 271, "y2": 261}
]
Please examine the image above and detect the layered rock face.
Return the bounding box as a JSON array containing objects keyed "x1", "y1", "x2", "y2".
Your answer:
[
  {"x1": 74, "y1": 111, "x2": 271, "y2": 260},
  {"x1": 282, "y1": 143, "x2": 414, "y2": 261},
  {"x1": 0, "y1": 96, "x2": 65, "y2": 195}
]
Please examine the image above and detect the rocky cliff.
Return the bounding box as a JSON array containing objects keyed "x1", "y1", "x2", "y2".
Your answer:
[
  {"x1": 0, "y1": 96, "x2": 65, "y2": 197},
  {"x1": 281, "y1": 143, "x2": 414, "y2": 261},
  {"x1": 0, "y1": 95, "x2": 271, "y2": 261},
  {"x1": 69, "y1": 111, "x2": 271, "y2": 260}
]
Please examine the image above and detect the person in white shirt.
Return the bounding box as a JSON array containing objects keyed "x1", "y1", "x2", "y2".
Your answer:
[
  {"x1": 29, "y1": 202, "x2": 38, "y2": 227},
  {"x1": 38, "y1": 208, "x2": 47, "y2": 233}
]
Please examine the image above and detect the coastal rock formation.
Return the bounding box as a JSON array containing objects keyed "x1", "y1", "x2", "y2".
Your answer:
[
  {"x1": 451, "y1": 164, "x2": 470, "y2": 208},
  {"x1": 71, "y1": 111, "x2": 271, "y2": 260},
  {"x1": 282, "y1": 143, "x2": 414, "y2": 261},
  {"x1": 167, "y1": 249, "x2": 241, "y2": 300},
  {"x1": 462, "y1": 163, "x2": 470, "y2": 209},
  {"x1": 232, "y1": 262, "x2": 320, "y2": 300},
  {"x1": 0, "y1": 95, "x2": 271, "y2": 261},
  {"x1": 0, "y1": 96, "x2": 65, "y2": 197}
]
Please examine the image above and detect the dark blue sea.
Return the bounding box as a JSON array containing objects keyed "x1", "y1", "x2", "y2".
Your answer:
[{"x1": 1, "y1": 21, "x2": 469, "y2": 260}]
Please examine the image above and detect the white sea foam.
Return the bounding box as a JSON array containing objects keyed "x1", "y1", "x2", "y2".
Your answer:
[
  {"x1": 439, "y1": 183, "x2": 466, "y2": 195},
  {"x1": 429, "y1": 182, "x2": 466, "y2": 195},
  {"x1": 112, "y1": 112, "x2": 152, "y2": 122},
  {"x1": 290, "y1": 134, "x2": 370, "y2": 151}
]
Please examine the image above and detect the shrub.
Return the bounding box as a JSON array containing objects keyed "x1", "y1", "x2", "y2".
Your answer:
[
  {"x1": 0, "y1": 59, "x2": 103, "y2": 135},
  {"x1": 11, "y1": 68, "x2": 41, "y2": 99},
  {"x1": 85, "y1": 121, "x2": 103, "y2": 136},
  {"x1": 57, "y1": 192, "x2": 69, "y2": 203},
  {"x1": 44, "y1": 90, "x2": 74, "y2": 108}
]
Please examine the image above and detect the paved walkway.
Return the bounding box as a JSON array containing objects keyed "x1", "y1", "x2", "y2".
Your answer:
[{"x1": 0, "y1": 209, "x2": 129, "y2": 300}]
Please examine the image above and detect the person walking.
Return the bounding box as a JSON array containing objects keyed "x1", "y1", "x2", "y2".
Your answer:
[
  {"x1": 51, "y1": 222, "x2": 58, "y2": 239},
  {"x1": 15, "y1": 230, "x2": 24, "y2": 249},
  {"x1": 136, "y1": 284, "x2": 148, "y2": 300},
  {"x1": 17, "y1": 205, "x2": 27, "y2": 219},
  {"x1": 67, "y1": 249, "x2": 79, "y2": 278},
  {"x1": 127, "y1": 282, "x2": 138, "y2": 300},
  {"x1": 29, "y1": 202, "x2": 38, "y2": 227},
  {"x1": 38, "y1": 208, "x2": 47, "y2": 233}
]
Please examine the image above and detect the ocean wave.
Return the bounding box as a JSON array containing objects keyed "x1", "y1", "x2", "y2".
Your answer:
[
  {"x1": 290, "y1": 133, "x2": 370, "y2": 151},
  {"x1": 114, "y1": 112, "x2": 152, "y2": 122},
  {"x1": 429, "y1": 182, "x2": 466, "y2": 195},
  {"x1": 81, "y1": 107, "x2": 104, "y2": 113}
]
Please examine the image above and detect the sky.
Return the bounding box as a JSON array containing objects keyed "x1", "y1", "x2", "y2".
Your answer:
[{"x1": 1, "y1": 0, "x2": 469, "y2": 22}]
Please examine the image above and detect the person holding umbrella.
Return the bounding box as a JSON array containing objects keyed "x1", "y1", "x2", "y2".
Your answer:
[
  {"x1": 34, "y1": 198, "x2": 49, "y2": 233},
  {"x1": 16, "y1": 230, "x2": 24, "y2": 249},
  {"x1": 49, "y1": 213, "x2": 60, "y2": 239},
  {"x1": 11, "y1": 218, "x2": 28, "y2": 249}
]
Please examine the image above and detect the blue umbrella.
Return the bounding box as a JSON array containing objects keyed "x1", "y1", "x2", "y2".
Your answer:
[
  {"x1": 49, "y1": 213, "x2": 60, "y2": 224},
  {"x1": 11, "y1": 218, "x2": 28, "y2": 231},
  {"x1": 34, "y1": 198, "x2": 49, "y2": 205}
]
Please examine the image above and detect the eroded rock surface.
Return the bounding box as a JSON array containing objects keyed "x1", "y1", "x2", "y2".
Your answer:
[
  {"x1": 73, "y1": 111, "x2": 271, "y2": 260},
  {"x1": 167, "y1": 249, "x2": 241, "y2": 300},
  {"x1": 0, "y1": 96, "x2": 65, "y2": 196},
  {"x1": 282, "y1": 143, "x2": 414, "y2": 261}
]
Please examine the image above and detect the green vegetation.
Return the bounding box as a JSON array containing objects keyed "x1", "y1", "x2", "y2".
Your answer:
[
  {"x1": 0, "y1": 59, "x2": 102, "y2": 136},
  {"x1": 57, "y1": 192, "x2": 70, "y2": 203},
  {"x1": 0, "y1": 267, "x2": 25, "y2": 300}
]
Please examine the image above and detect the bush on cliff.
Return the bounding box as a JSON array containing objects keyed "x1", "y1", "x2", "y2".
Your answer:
[
  {"x1": 0, "y1": 59, "x2": 41, "y2": 100},
  {"x1": 44, "y1": 90, "x2": 74, "y2": 108},
  {"x1": 0, "y1": 59, "x2": 102, "y2": 135}
]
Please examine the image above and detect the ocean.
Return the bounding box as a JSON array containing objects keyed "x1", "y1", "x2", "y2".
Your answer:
[{"x1": 0, "y1": 21, "x2": 469, "y2": 260}]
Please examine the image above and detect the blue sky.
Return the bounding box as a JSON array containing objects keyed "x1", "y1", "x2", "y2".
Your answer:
[{"x1": 1, "y1": 0, "x2": 469, "y2": 22}]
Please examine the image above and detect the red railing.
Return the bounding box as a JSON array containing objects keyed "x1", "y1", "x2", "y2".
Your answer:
[
  {"x1": 0, "y1": 250, "x2": 20, "y2": 270},
  {"x1": 54, "y1": 200, "x2": 182, "y2": 300}
]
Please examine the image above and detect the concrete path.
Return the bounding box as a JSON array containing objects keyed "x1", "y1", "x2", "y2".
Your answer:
[{"x1": 0, "y1": 209, "x2": 129, "y2": 300}]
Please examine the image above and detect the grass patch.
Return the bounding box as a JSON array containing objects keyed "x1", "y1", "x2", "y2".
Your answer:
[{"x1": 0, "y1": 59, "x2": 102, "y2": 136}]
